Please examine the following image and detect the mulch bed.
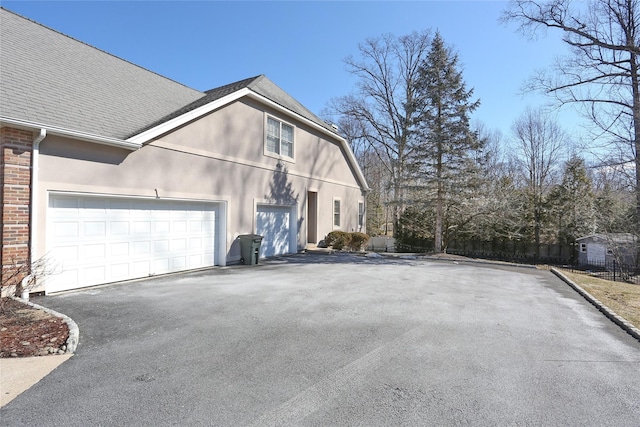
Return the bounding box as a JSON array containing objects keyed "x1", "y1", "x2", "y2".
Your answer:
[{"x1": 0, "y1": 297, "x2": 70, "y2": 357}]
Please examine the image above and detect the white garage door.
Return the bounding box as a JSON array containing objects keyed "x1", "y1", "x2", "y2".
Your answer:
[
  {"x1": 256, "y1": 205, "x2": 294, "y2": 258},
  {"x1": 46, "y1": 195, "x2": 217, "y2": 293}
]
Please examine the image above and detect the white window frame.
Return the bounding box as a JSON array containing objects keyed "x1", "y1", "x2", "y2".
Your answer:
[
  {"x1": 333, "y1": 198, "x2": 341, "y2": 229},
  {"x1": 264, "y1": 115, "x2": 295, "y2": 161},
  {"x1": 358, "y1": 201, "x2": 364, "y2": 229},
  {"x1": 580, "y1": 243, "x2": 587, "y2": 253}
]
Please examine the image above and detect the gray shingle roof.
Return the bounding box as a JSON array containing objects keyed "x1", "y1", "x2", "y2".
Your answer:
[
  {"x1": 247, "y1": 75, "x2": 335, "y2": 132},
  {"x1": 134, "y1": 75, "x2": 336, "y2": 137},
  {"x1": 0, "y1": 8, "x2": 335, "y2": 140},
  {"x1": 0, "y1": 8, "x2": 204, "y2": 139}
]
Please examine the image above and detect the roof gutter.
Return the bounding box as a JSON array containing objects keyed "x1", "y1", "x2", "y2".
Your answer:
[{"x1": 0, "y1": 117, "x2": 140, "y2": 150}]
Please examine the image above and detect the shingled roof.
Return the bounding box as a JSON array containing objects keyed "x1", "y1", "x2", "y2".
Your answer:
[
  {"x1": 0, "y1": 8, "x2": 204, "y2": 140},
  {"x1": 134, "y1": 75, "x2": 335, "y2": 137},
  {"x1": 0, "y1": 8, "x2": 335, "y2": 141}
]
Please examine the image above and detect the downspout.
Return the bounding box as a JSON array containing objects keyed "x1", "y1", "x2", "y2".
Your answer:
[{"x1": 21, "y1": 128, "x2": 46, "y2": 300}]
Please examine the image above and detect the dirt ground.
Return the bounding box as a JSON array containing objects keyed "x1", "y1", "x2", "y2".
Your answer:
[{"x1": 0, "y1": 298, "x2": 69, "y2": 357}]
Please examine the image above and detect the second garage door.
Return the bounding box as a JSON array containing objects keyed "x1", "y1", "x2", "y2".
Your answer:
[
  {"x1": 46, "y1": 194, "x2": 218, "y2": 293},
  {"x1": 256, "y1": 205, "x2": 295, "y2": 258}
]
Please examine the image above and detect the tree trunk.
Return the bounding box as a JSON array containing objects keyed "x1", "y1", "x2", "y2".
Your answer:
[
  {"x1": 630, "y1": 47, "x2": 640, "y2": 266},
  {"x1": 435, "y1": 141, "x2": 444, "y2": 253}
]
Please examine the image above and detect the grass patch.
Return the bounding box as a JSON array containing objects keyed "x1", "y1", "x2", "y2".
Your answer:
[{"x1": 558, "y1": 270, "x2": 640, "y2": 330}]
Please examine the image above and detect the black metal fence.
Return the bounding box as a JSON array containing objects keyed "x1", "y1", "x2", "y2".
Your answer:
[
  {"x1": 395, "y1": 238, "x2": 639, "y2": 285},
  {"x1": 563, "y1": 260, "x2": 640, "y2": 285},
  {"x1": 396, "y1": 238, "x2": 575, "y2": 263}
]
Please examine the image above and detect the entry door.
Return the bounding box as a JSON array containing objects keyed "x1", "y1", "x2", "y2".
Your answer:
[{"x1": 307, "y1": 191, "x2": 317, "y2": 243}]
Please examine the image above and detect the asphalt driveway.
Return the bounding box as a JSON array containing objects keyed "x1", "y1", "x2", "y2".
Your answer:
[{"x1": 2, "y1": 254, "x2": 639, "y2": 426}]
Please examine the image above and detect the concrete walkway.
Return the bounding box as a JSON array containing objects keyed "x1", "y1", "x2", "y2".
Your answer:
[{"x1": 0, "y1": 354, "x2": 72, "y2": 407}]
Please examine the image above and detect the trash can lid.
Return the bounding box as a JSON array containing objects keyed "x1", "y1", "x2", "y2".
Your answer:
[{"x1": 238, "y1": 234, "x2": 263, "y2": 240}]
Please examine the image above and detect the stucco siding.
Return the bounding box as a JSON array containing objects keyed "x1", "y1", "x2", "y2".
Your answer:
[
  {"x1": 36, "y1": 99, "x2": 365, "y2": 266},
  {"x1": 156, "y1": 99, "x2": 361, "y2": 189}
]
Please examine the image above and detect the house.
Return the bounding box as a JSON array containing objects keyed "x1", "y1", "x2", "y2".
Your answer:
[
  {"x1": 576, "y1": 233, "x2": 637, "y2": 266},
  {"x1": 0, "y1": 8, "x2": 368, "y2": 294}
]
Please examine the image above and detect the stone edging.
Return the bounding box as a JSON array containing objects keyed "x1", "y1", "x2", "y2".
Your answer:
[
  {"x1": 9, "y1": 296, "x2": 79, "y2": 353},
  {"x1": 551, "y1": 268, "x2": 640, "y2": 342}
]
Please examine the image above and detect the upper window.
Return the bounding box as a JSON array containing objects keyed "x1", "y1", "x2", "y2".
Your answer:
[
  {"x1": 333, "y1": 199, "x2": 341, "y2": 228},
  {"x1": 266, "y1": 116, "x2": 294, "y2": 159}
]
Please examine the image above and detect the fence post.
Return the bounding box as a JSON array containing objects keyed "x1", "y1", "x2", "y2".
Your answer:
[{"x1": 613, "y1": 259, "x2": 616, "y2": 282}]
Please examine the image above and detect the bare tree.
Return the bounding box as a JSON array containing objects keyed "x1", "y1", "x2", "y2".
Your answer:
[
  {"x1": 502, "y1": 0, "x2": 640, "y2": 230},
  {"x1": 1, "y1": 255, "x2": 54, "y2": 313},
  {"x1": 330, "y1": 31, "x2": 432, "y2": 237},
  {"x1": 511, "y1": 107, "x2": 567, "y2": 258}
]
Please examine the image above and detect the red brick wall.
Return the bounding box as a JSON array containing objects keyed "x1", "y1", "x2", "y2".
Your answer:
[{"x1": 1, "y1": 127, "x2": 33, "y2": 288}]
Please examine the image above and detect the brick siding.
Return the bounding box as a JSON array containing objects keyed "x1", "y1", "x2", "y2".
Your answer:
[{"x1": 1, "y1": 127, "x2": 33, "y2": 288}]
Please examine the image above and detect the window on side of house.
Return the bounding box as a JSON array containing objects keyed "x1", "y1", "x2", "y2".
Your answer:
[
  {"x1": 333, "y1": 199, "x2": 341, "y2": 228},
  {"x1": 580, "y1": 243, "x2": 587, "y2": 253},
  {"x1": 266, "y1": 116, "x2": 294, "y2": 159},
  {"x1": 358, "y1": 201, "x2": 364, "y2": 228}
]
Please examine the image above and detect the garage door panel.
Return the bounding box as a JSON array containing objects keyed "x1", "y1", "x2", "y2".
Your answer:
[
  {"x1": 173, "y1": 221, "x2": 187, "y2": 233},
  {"x1": 171, "y1": 256, "x2": 187, "y2": 270},
  {"x1": 109, "y1": 242, "x2": 127, "y2": 257},
  {"x1": 134, "y1": 261, "x2": 151, "y2": 276},
  {"x1": 51, "y1": 245, "x2": 78, "y2": 263},
  {"x1": 53, "y1": 222, "x2": 79, "y2": 239},
  {"x1": 134, "y1": 221, "x2": 151, "y2": 235},
  {"x1": 171, "y1": 238, "x2": 187, "y2": 251},
  {"x1": 47, "y1": 195, "x2": 218, "y2": 293},
  {"x1": 189, "y1": 237, "x2": 202, "y2": 250},
  {"x1": 154, "y1": 258, "x2": 170, "y2": 274},
  {"x1": 133, "y1": 241, "x2": 151, "y2": 255},
  {"x1": 110, "y1": 263, "x2": 129, "y2": 279},
  {"x1": 83, "y1": 265, "x2": 105, "y2": 284},
  {"x1": 154, "y1": 240, "x2": 170, "y2": 253},
  {"x1": 84, "y1": 221, "x2": 107, "y2": 237},
  {"x1": 56, "y1": 269, "x2": 78, "y2": 288},
  {"x1": 111, "y1": 221, "x2": 130, "y2": 235},
  {"x1": 84, "y1": 244, "x2": 106, "y2": 259}
]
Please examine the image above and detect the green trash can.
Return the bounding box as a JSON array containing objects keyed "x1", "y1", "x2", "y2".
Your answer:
[{"x1": 238, "y1": 234, "x2": 263, "y2": 265}]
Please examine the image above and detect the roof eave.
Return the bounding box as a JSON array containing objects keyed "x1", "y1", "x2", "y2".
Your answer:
[
  {"x1": 126, "y1": 88, "x2": 253, "y2": 145},
  {"x1": 1, "y1": 117, "x2": 140, "y2": 150}
]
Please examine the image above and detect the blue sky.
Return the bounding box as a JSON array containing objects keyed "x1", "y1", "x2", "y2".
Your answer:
[{"x1": 3, "y1": 1, "x2": 583, "y2": 146}]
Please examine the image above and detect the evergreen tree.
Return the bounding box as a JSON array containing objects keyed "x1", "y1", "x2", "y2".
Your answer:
[
  {"x1": 548, "y1": 156, "x2": 596, "y2": 245},
  {"x1": 410, "y1": 32, "x2": 481, "y2": 252}
]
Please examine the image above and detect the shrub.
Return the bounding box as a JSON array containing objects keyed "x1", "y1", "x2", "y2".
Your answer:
[
  {"x1": 326, "y1": 231, "x2": 349, "y2": 250},
  {"x1": 326, "y1": 231, "x2": 370, "y2": 251},
  {"x1": 348, "y1": 232, "x2": 370, "y2": 251}
]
